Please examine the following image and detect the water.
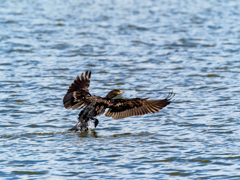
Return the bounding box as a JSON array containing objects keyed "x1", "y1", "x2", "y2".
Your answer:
[{"x1": 1, "y1": 0, "x2": 240, "y2": 179}]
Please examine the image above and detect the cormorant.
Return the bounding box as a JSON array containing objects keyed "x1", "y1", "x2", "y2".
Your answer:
[{"x1": 63, "y1": 71, "x2": 174, "y2": 131}]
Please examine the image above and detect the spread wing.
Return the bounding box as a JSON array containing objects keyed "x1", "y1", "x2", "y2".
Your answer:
[
  {"x1": 105, "y1": 92, "x2": 174, "y2": 119},
  {"x1": 63, "y1": 71, "x2": 92, "y2": 110}
]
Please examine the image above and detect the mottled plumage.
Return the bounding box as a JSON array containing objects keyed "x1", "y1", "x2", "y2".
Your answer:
[{"x1": 63, "y1": 71, "x2": 174, "y2": 131}]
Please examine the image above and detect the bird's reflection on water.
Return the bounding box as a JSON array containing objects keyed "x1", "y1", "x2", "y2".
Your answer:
[{"x1": 74, "y1": 129, "x2": 99, "y2": 138}]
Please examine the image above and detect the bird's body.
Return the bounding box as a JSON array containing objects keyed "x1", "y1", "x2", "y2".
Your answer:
[{"x1": 63, "y1": 71, "x2": 174, "y2": 131}]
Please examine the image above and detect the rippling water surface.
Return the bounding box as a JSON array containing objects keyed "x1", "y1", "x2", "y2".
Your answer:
[{"x1": 1, "y1": 0, "x2": 240, "y2": 179}]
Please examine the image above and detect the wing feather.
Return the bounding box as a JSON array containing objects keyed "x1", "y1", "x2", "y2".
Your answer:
[
  {"x1": 149, "y1": 104, "x2": 158, "y2": 112},
  {"x1": 63, "y1": 71, "x2": 92, "y2": 109},
  {"x1": 105, "y1": 92, "x2": 174, "y2": 119},
  {"x1": 142, "y1": 106, "x2": 149, "y2": 114}
]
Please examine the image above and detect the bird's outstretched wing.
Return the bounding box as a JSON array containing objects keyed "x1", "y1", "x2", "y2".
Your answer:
[
  {"x1": 105, "y1": 92, "x2": 174, "y2": 119},
  {"x1": 63, "y1": 71, "x2": 92, "y2": 110}
]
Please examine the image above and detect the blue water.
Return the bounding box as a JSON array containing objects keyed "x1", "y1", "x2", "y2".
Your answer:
[{"x1": 1, "y1": 0, "x2": 240, "y2": 179}]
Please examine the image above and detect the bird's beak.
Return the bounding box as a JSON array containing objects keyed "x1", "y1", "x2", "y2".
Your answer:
[{"x1": 118, "y1": 91, "x2": 124, "y2": 95}]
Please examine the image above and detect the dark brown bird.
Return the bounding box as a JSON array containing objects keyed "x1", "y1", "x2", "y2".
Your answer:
[{"x1": 63, "y1": 71, "x2": 174, "y2": 131}]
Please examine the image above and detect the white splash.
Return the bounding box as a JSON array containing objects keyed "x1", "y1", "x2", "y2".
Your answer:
[{"x1": 88, "y1": 119, "x2": 96, "y2": 130}]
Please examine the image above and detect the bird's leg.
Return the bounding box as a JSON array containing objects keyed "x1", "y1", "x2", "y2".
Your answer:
[{"x1": 90, "y1": 117, "x2": 99, "y2": 128}]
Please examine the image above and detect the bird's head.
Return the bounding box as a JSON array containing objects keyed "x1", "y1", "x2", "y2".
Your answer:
[{"x1": 106, "y1": 89, "x2": 124, "y2": 99}]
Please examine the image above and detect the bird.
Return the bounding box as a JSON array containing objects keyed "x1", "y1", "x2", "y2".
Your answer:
[{"x1": 63, "y1": 71, "x2": 174, "y2": 131}]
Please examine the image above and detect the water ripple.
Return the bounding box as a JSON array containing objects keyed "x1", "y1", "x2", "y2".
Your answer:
[{"x1": 1, "y1": 0, "x2": 240, "y2": 179}]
